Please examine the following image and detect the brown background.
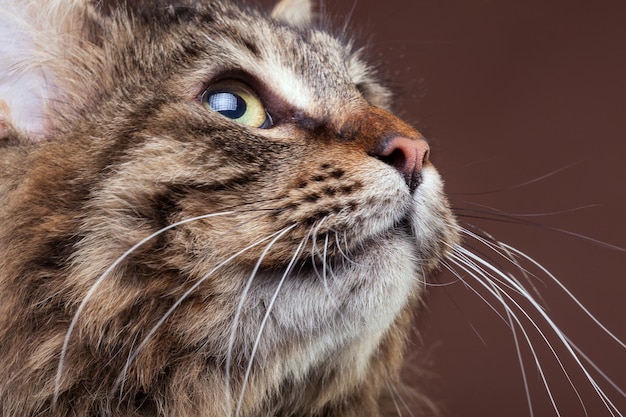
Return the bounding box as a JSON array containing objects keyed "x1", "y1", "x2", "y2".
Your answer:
[{"x1": 320, "y1": 0, "x2": 626, "y2": 416}]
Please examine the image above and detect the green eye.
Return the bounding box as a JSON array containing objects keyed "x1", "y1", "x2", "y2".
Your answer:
[{"x1": 201, "y1": 80, "x2": 272, "y2": 129}]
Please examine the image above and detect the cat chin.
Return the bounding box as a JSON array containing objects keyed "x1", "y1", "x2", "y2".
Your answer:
[{"x1": 213, "y1": 229, "x2": 419, "y2": 359}]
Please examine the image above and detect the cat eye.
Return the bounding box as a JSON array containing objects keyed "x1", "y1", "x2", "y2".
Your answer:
[{"x1": 201, "y1": 80, "x2": 273, "y2": 129}]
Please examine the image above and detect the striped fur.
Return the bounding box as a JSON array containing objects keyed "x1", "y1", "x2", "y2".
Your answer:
[{"x1": 0, "y1": 1, "x2": 456, "y2": 416}]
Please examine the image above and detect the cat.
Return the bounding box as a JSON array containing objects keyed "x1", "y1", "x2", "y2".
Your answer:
[{"x1": 0, "y1": 0, "x2": 621, "y2": 416}]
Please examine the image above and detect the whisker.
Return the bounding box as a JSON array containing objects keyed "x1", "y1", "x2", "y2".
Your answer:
[
  {"x1": 54, "y1": 209, "x2": 244, "y2": 406},
  {"x1": 321, "y1": 232, "x2": 343, "y2": 309},
  {"x1": 440, "y1": 260, "x2": 511, "y2": 328},
  {"x1": 448, "y1": 251, "x2": 541, "y2": 417},
  {"x1": 452, "y1": 244, "x2": 623, "y2": 416},
  {"x1": 332, "y1": 228, "x2": 360, "y2": 266},
  {"x1": 453, "y1": 246, "x2": 584, "y2": 413},
  {"x1": 384, "y1": 379, "x2": 407, "y2": 417},
  {"x1": 457, "y1": 223, "x2": 546, "y2": 303},
  {"x1": 234, "y1": 235, "x2": 308, "y2": 417},
  {"x1": 116, "y1": 332, "x2": 139, "y2": 406},
  {"x1": 462, "y1": 223, "x2": 625, "y2": 349},
  {"x1": 451, "y1": 163, "x2": 578, "y2": 196},
  {"x1": 504, "y1": 296, "x2": 535, "y2": 417},
  {"x1": 309, "y1": 217, "x2": 328, "y2": 282},
  {"x1": 497, "y1": 241, "x2": 626, "y2": 350},
  {"x1": 454, "y1": 208, "x2": 625, "y2": 252},
  {"x1": 111, "y1": 225, "x2": 298, "y2": 396},
  {"x1": 456, "y1": 201, "x2": 602, "y2": 218},
  {"x1": 341, "y1": 0, "x2": 359, "y2": 35},
  {"x1": 388, "y1": 387, "x2": 404, "y2": 417},
  {"x1": 224, "y1": 223, "x2": 298, "y2": 417},
  {"x1": 564, "y1": 335, "x2": 626, "y2": 398},
  {"x1": 306, "y1": 220, "x2": 343, "y2": 313},
  {"x1": 447, "y1": 250, "x2": 566, "y2": 417}
]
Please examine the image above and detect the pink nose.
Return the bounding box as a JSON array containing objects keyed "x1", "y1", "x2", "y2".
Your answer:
[{"x1": 376, "y1": 136, "x2": 430, "y2": 192}]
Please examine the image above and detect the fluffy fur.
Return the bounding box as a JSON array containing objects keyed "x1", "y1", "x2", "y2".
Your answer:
[{"x1": 0, "y1": 0, "x2": 457, "y2": 416}]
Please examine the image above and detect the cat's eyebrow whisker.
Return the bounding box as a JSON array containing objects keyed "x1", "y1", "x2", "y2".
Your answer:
[
  {"x1": 234, "y1": 235, "x2": 308, "y2": 417},
  {"x1": 224, "y1": 223, "x2": 298, "y2": 417},
  {"x1": 450, "y1": 243, "x2": 624, "y2": 416},
  {"x1": 110, "y1": 225, "x2": 299, "y2": 396},
  {"x1": 54, "y1": 209, "x2": 244, "y2": 407}
]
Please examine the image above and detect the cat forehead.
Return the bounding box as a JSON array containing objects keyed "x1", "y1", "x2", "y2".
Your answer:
[
  {"x1": 206, "y1": 23, "x2": 357, "y2": 110},
  {"x1": 132, "y1": 2, "x2": 365, "y2": 114}
]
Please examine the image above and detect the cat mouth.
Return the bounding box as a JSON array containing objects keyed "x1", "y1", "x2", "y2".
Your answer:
[{"x1": 303, "y1": 214, "x2": 414, "y2": 265}]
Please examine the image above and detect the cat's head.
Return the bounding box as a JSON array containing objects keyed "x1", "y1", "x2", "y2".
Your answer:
[{"x1": 0, "y1": 0, "x2": 457, "y2": 415}]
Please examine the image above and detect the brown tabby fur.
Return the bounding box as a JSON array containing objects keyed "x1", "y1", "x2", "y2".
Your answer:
[{"x1": 0, "y1": 0, "x2": 457, "y2": 415}]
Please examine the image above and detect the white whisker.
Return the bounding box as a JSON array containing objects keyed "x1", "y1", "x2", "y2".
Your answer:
[
  {"x1": 224, "y1": 223, "x2": 298, "y2": 417},
  {"x1": 447, "y1": 250, "x2": 564, "y2": 417},
  {"x1": 234, "y1": 235, "x2": 308, "y2": 417},
  {"x1": 497, "y1": 241, "x2": 626, "y2": 350},
  {"x1": 54, "y1": 210, "x2": 239, "y2": 406},
  {"x1": 116, "y1": 332, "x2": 139, "y2": 406},
  {"x1": 112, "y1": 226, "x2": 297, "y2": 395},
  {"x1": 308, "y1": 221, "x2": 343, "y2": 312},
  {"x1": 452, "y1": 243, "x2": 623, "y2": 416},
  {"x1": 321, "y1": 232, "x2": 343, "y2": 310},
  {"x1": 332, "y1": 228, "x2": 361, "y2": 266},
  {"x1": 392, "y1": 381, "x2": 418, "y2": 417},
  {"x1": 309, "y1": 217, "x2": 327, "y2": 281},
  {"x1": 563, "y1": 335, "x2": 626, "y2": 398},
  {"x1": 461, "y1": 224, "x2": 626, "y2": 409},
  {"x1": 384, "y1": 379, "x2": 406, "y2": 417},
  {"x1": 441, "y1": 260, "x2": 511, "y2": 328},
  {"x1": 460, "y1": 222, "x2": 547, "y2": 302}
]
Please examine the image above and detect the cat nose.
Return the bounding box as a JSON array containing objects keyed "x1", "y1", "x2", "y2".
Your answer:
[{"x1": 375, "y1": 136, "x2": 430, "y2": 193}]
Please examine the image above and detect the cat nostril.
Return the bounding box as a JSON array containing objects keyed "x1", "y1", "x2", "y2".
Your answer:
[{"x1": 375, "y1": 136, "x2": 430, "y2": 192}]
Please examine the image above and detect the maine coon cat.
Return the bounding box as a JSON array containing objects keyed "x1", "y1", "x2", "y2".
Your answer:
[{"x1": 0, "y1": 0, "x2": 622, "y2": 416}]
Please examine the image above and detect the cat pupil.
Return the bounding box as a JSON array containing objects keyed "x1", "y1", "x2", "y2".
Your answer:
[{"x1": 208, "y1": 92, "x2": 246, "y2": 119}]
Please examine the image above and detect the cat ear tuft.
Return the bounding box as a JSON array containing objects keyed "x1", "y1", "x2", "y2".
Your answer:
[{"x1": 271, "y1": 0, "x2": 313, "y2": 28}]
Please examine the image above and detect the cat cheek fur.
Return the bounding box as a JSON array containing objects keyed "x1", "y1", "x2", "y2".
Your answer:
[{"x1": 0, "y1": 0, "x2": 457, "y2": 416}]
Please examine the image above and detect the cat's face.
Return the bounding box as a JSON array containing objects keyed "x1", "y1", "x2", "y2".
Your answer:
[{"x1": 0, "y1": 0, "x2": 457, "y2": 415}]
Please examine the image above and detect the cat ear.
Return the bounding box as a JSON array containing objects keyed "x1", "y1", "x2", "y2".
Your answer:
[
  {"x1": 271, "y1": 0, "x2": 313, "y2": 28},
  {"x1": 0, "y1": 0, "x2": 93, "y2": 141}
]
